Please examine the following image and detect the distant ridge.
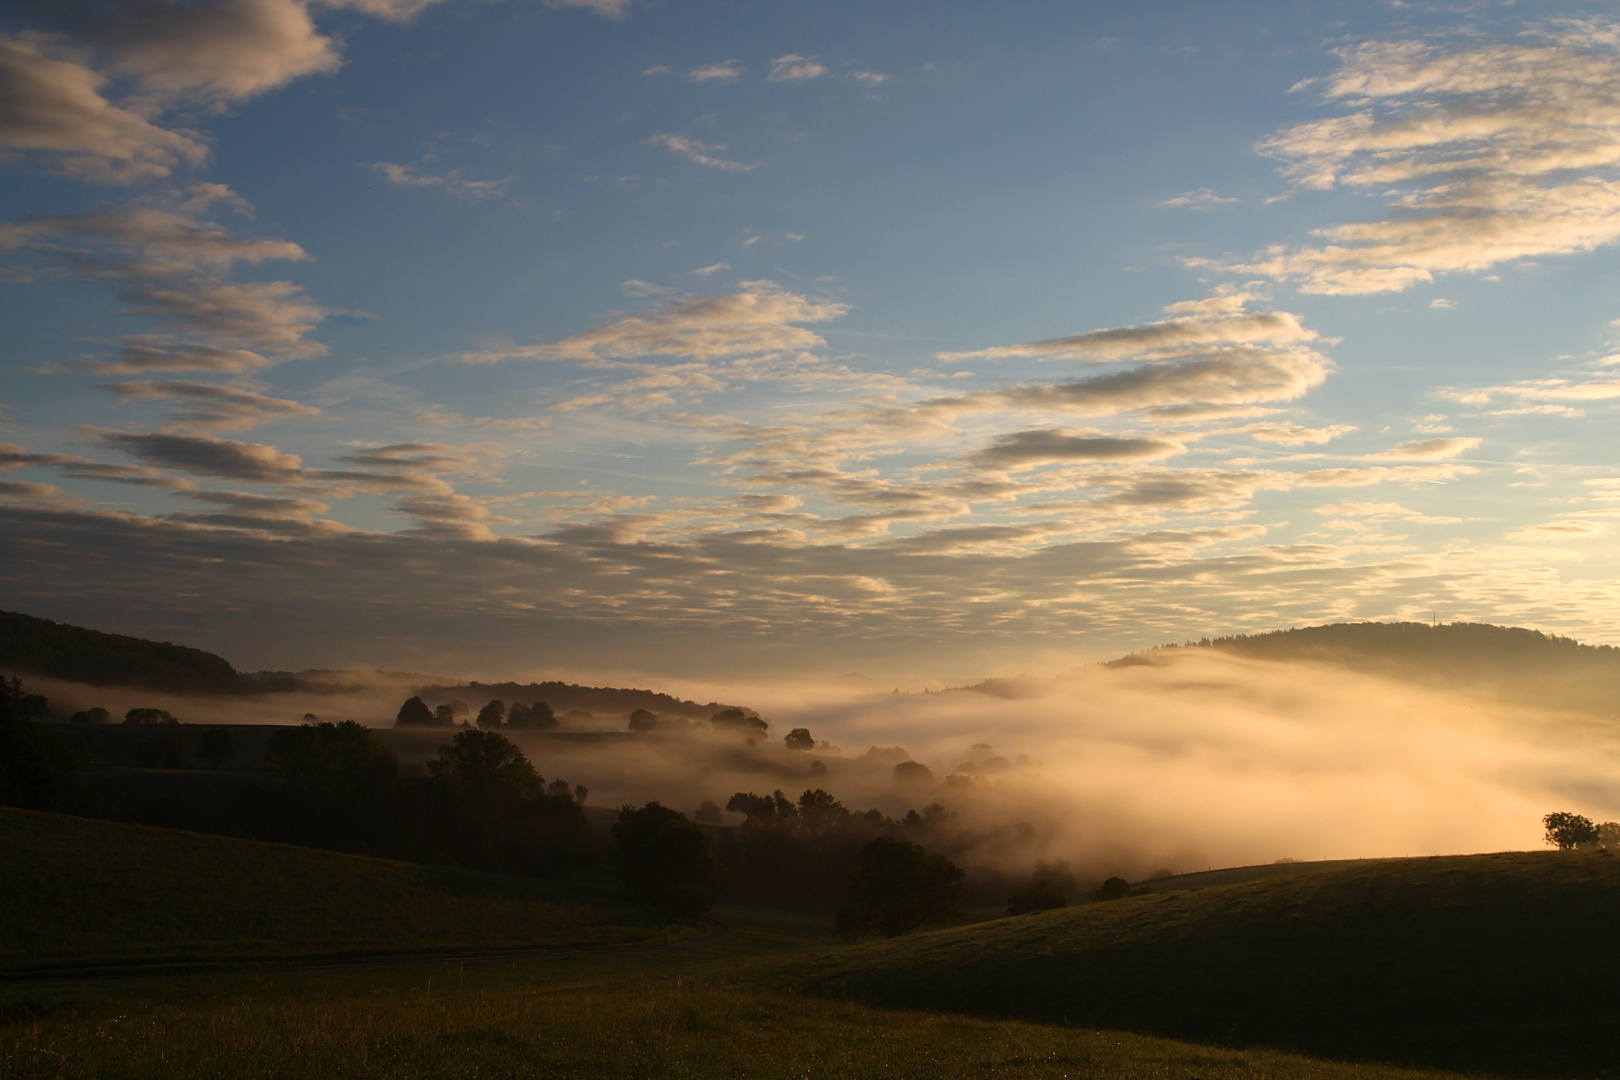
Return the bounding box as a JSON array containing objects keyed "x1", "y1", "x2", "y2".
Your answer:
[
  {"x1": 0, "y1": 609, "x2": 239, "y2": 694},
  {"x1": 1115, "y1": 621, "x2": 1620, "y2": 717},
  {"x1": 414, "y1": 680, "x2": 750, "y2": 721},
  {"x1": 0, "y1": 609, "x2": 751, "y2": 720}
]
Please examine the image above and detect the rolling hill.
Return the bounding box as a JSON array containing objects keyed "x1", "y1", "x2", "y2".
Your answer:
[
  {"x1": 780, "y1": 851, "x2": 1620, "y2": 1075},
  {"x1": 0, "y1": 806, "x2": 669, "y2": 977}
]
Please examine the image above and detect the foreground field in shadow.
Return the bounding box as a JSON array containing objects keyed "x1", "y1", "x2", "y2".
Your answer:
[
  {"x1": 780, "y1": 852, "x2": 1620, "y2": 1077},
  {"x1": 6, "y1": 808, "x2": 1619, "y2": 1078},
  {"x1": 0, "y1": 807, "x2": 674, "y2": 977}
]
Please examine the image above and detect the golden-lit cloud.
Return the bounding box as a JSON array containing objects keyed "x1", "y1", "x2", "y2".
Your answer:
[{"x1": 1211, "y1": 31, "x2": 1620, "y2": 293}]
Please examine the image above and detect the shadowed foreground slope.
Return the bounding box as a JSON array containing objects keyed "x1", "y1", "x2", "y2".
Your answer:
[
  {"x1": 783, "y1": 852, "x2": 1620, "y2": 1077},
  {"x1": 0, "y1": 807, "x2": 664, "y2": 977}
]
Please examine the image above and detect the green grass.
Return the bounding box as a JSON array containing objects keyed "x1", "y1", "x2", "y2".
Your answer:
[
  {"x1": 777, "y1": 851, "x2": 1620, "y2": 1076},
  {"x1": 0, "y1": 807, "x2": 674, "y2": 977},
  {"x1": 8, "y1": 807, "x2": 1618, "y2": 1078},
  {"x1": 0, "y1": 974, "x2": 1474, "y2": 1080}
]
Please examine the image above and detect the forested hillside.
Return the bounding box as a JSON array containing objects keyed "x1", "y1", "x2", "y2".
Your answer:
[{"x1": 0, "y1": 610, "x2": 239, "y2": 693}]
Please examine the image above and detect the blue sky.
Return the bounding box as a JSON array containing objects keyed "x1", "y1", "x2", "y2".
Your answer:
[{"x1": 4, "y1": 0, "x2": 1620, "y2": 679}]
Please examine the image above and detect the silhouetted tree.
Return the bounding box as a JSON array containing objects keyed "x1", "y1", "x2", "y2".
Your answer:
[
  {"x1": 395, "y1": 696, "x2": 437, "y2": 727},
  {"x1": 476, "y1": 700, "x2": 505, "y2": 729},
  {"x1": 710, "y1": 707, "x2": 768, "y2": 738},
  {"x1": 426, "y1": 729, "x2": 543, "y2": 800},
  {"x1": 433, "y1": 704, "x2": 456, "y2": 726},
  {"x1": 628, "y1": 708, "x2": 658, "y2": 732},
  {"x1": 784, "y1": 727, "x2": 814, "y2": 750},
  {"x1": 70, "y1": 707, "x2": 110, "y2": 725},
  {"x1": 1006, "y1": 860, "x2": 1077, "y2": 915},
  {"x1": 1545, "y1": 811, "x2": 1600, "y2": 850},
  {"x1": 836, "y1": 836, "x2": 963, "y2": 939},
  {"x1": 727, "y1": 789, "x2": 797, "y2": 826},
  {"x1": 797, "y1": 788, "x2": 851, "y2": 836},
  {"x1": 0, "y1": 678, "x2": 82, "y2": 811},
  {"x1": 695, "y1": 799, "x2": 723, "y2": 824},
  {"x1": 1094, "y1": 876, "x2": 1132, "y2": 901},
  {"x1": 613, "y1": 801, "x2": 723, "y2": 917},
  {"x1": 506, "y1": 700, "x2": 557, "y2": 729},
  {"x1": 893, "y1": 760, "x2": 934, "y2": 784},
  {"x1": 230, "y1": 720, "x2": 401, "y2": 853},
  {"x1": 124, "y1": 707, "x2": 177, "y2": 725},
  {"x1": 197, "y1": 727, "x2": 235, "y2": 769}
]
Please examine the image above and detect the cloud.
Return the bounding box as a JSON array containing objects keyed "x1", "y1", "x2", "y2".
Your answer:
[
  {"x1": 0, "y1": 36, "x2": 207, "y2": 183},
  {"x1": 970, "y1": 430, "x2": 1185, "y2": 470},
  {"x1": 1313, "y1": 501, "x2": 1461, "y2": 525},
  {"x1": 960, "y1": 347, "x2": 1328, "y2": 418},
  {"x1": 168, "y1": 488, "x2": 348, "y2": 535},
  {"x1": 850, "y1": 70, "x2": 887, "y2": 86},
  {"x1": 688, "y1": 262, "x2": 730, "y2": 277},
  {"x1": 1248, "y1": 422, "x2": 1355, "y2": 445},
  {"x1": 0, "y1": 209, "x2": 308, "y2": 271},
  {"x1": 91, "y1": 0, "x2": 342, "y2": 110},
  {"x1": 1299, "y1": 464, "x2": 1474, "y2": 487},
  {"x1": 368, "y1": 162, "x2": 515, "y2": 200},
  {"x1": 1163, "y1": 188, "x2": 1238, "y2": 208},
  {"x1": 2, "y1": 208, "x2": 325, "y2": 363},
  {"x1": 641, "y1": 64, "x2": 671, "y2": 76},
  {"x1": 1215, "y1": 31, "x2": 1620, "y2": 294},
  {"x1": 688, "y1": 61, "x2": 743, "y2": 83},
  {"x1": 457, "y1": 281, "x2": 848, "y2": 364},
  {"x1": 102, "y1": 379, "x2": 320, "y2": 431},
  {"x1": 1506, "y1": 518, "x2": 1606, "y2": 542},
  {"x1": 100, "y1": 431, "x2": 306, "y2": 483},
  {"x1": 1444, "y1": 375, "x2": 1620, "y2": 413},
  {"x1": 1367, "y1": 437, "x2": 1481, "y2": 461},
  {"x1": 939, "y1": 290, "x2": 1318, "y2": 363},
  {"x1": 647, "y1": 133, "x2": 759, "y2": 171},
  {"x1": 97, "y1": 339, "x2": 277, "y2": 374},
  {"x1": 768, "y1": 54, "x2": 827, "y2": 82}
]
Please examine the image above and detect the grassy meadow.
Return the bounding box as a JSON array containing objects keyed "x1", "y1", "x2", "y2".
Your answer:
[
  {"x1": 4, "y1": 808, "x2": 1618, "y2": 1078},
  {"x1": 0, "y1": 807, "x2": 674, "y2": 977}
]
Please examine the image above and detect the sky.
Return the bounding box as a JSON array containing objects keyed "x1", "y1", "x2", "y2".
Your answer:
[{"x1": 4, "y1": 0, "x2": 1620, "y2": 680}]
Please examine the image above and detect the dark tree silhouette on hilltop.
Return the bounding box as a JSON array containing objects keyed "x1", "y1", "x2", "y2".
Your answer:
[{"x1": 1545, "y1": 811, "x2": 1599, "y2": 850}]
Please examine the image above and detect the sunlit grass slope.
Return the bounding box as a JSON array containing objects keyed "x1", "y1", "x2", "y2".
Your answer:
[
  {"x1": 783, "y1": 852, "x2": 1620, "y2": 1075},
  {"x1": 0, "y1": 807, "x2": 665, "y2": 976}
]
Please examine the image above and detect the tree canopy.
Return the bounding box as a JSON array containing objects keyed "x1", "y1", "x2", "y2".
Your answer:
[
  {"x1": 613, "y1": 801, "x2": 723, "y2": 918},
  {"x1": 835, "y1": 837, "x2": 963, "y2": 939}
]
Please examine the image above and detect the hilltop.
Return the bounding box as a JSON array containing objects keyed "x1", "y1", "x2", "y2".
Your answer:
[
  {"x1": 1102, "y1": 621, "x2": 1620, "y2": 717},
  {"x1": 0, "y1": 609, "x2": 240, "y2": 694}
]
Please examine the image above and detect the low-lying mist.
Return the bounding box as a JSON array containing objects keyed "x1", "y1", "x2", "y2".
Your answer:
[{"x1": 41, "y1": 650, "x2": 1620, "y2": 883}]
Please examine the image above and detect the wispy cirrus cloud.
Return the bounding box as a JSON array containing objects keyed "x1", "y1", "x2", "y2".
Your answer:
[
  {"x1": 457, "y1": 281, "x2": 847, "y2": 364},
  {"x1": 367, "y1": 162, "x2": 516, "y2": 200},
  {"x1": 768, "y1": 54, "x2": 827, "y2": 82},
  {"x1": 688, "y1": 60, "x2": 743, "y2": 83},
  {"x1": 647, "y1": 133, "x2": 759, "y2": 171}
]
